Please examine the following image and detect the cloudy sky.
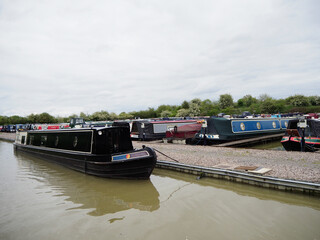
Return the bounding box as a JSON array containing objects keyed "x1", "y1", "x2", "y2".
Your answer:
[{"x1": 0, "y1": 0, "x2": 319, "y2": 117}]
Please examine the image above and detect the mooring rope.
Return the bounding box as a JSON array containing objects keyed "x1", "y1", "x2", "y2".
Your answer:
[
  {"x1": 305, "y1": 144, "x2": 320, "y2": 153},
  {"x1": 153, "y1": 148, "x2": 180, "y2": 163}
]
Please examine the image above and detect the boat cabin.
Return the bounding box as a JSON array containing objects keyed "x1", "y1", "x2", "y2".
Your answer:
[{"x1": 15, "y1": 126, "x2": 133, "y2": 155}]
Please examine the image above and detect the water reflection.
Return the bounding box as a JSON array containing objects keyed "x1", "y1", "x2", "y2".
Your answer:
[
  {"x1": 154, "y1": 169, "x2": 320, "y2": 211},
  {"x1": 14, "y1": 151, "x2": 160, "y2": 216},
  {"x1": 248, "y1": 140, "x2": 285, "y2": 150}
]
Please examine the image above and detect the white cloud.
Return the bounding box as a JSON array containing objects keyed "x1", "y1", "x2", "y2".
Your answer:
[{"x1": 0, "y1": 0, "x2": 319, "y2": 116}]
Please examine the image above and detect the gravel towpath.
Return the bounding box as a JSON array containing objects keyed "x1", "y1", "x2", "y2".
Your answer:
[{"x1": 133, "y1": 141, "x2": 320, "y2": 183}]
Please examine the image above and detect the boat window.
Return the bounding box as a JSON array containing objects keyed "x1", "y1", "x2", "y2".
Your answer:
[
  {"x1": 73, "y1": 136, "x2": 78, "y2": 147},
  {"x1": 131, "y1": 122, "x2": 139, "y2": 133},
  {"x1": 113, "y1": 132, "x2": 119, "y2": 152},
  {"x1": 106, "y1": 132, "x2": 114, "y2": 153},
  {"x1": 29, "y1": 135, "x2": 34, "y2": 145},
  {"x1": 305, "y1": 125, "x2": 312, "y2": 136},
  {"x1": 256, "y1": 122, "x2": 261, "y2": 130},
  {"x1": 55, "y1": 136, "x2": 59, "y2": 147},
  {"x1": 21, "y1": 136, "x2": 25, "y2": 144},
  {"x1": 75, "y1": 119, "x2": 84, "y2": 124},
  {"x1": 40, "y1": 135, "x2": 47, "y2": 146}
]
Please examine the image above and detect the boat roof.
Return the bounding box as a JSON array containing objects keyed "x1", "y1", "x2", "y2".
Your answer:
[
  {"x1": 148, "y1": 120, "x2": 199, "y2": 124},
  {"x1": 26, "y1": 126, "x2": 123, "y2": 133}
]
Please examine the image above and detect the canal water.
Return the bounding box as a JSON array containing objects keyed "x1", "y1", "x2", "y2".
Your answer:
[
  {"x1": 0, "y1": 140, "x2": 319, "y2": 240},
  {"x1": 248, "y1": 140, "x2": 285, "y2": 150}
]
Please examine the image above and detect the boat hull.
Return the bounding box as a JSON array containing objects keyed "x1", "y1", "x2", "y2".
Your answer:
[
  {"x1": 281, "y1": 136, "x2": 320, "y2": 152},
  {"x1": 14, "y1": 143, "x2": 157, "y2": 179},
  {"x1": 165, "y1": 123, "x2": 202, "y2": 142},
  {"x1": 281, "y1": 119, "x2": 320, "y2": 152}
]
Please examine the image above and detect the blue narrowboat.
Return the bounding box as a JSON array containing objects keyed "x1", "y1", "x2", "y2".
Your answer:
[{"x1": 196, "y1": 117, "x2": 291, "y2": 142}]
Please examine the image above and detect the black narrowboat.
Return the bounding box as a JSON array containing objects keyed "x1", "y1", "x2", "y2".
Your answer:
[
  {"x1": 13, "y1": 124, "x2": 157, "y2": 179},
  {"x1": 281, "y1": 119, "x2": 320, "y2": 152}
]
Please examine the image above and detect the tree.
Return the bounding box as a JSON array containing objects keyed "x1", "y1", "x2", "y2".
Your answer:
[
  {"x1": 182, "y1": 98, "x2": 201, "y2": 117},
  {"x1": 259, "y1": 94, "x2": 272, "y2": 102},
  {"x1": 27, "y1": 113, "x2": 39, "y2": 123},
  {"x1": 286, "y1": 95, "x2": 310, "y2": 107},
  {"x1": 131, "y1": 108, "x2": 157, "y2": 119},
  {"x1": 237, "y1": 98, "x2": 244, "y2": 107},
  {"x1": 7, "y1": 115, "x2": 26, "y2": 124},
  {"x1": 56, "y1": 116, "x2": 69, "y2": 123},
  {"x1": 109, "y1": 112, "x2": 118, "y2": 120},
  {"x1": 219, "y1": 94, "x2": 233, "y2": 109},
  {"x1": 181, "y1": 100, "x2": 190, "y2": 109},
  {"x1": 200, "y1": 99, "x2": 213, "y2": 116},
  {"x1": 188, "y1": 102, "x2": 200, "y2": 117},
  {"x1": 68, "y1": 114, "x2": 79, "y2": 119},
  {"x1": 38, "y1": 112, "x2": 57, "y2": 123},
  {"x1": 190, "y1": 98, "x2": 202, "y2": 106},
  {"x1": 118, "y1": 112, "x2": 134, "y2": 119},
  {"x1": 89, "y1": 111, "x2": 110, "y2": 121},
  {"x1": 176, "y1": 109, "x2": 189, "y2": 117},
  {"x1": 80, "y1": 112, "x2": 89, "y2": 120},
  {"x1": 160, "y1": 110, "x2": 172, "y2": 118},
  {"x1": 261, "y1": 99, "x2": 277, "y2": 113},
  {"x1": 0, "y1": 116, "x2": 9, "y2": 125},
  {"x1": 237, "y1": 95, "x2": 257, "y2": 107},
  {"x1": 308, "y1": 96, "x2": 320, "y2": 106},
  {"x1": 156, "y1": 105, "x2": 174, "y2": 117}
]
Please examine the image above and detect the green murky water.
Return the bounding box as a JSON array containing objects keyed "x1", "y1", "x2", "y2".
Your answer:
[{"x1": 249, "y1": 140, "x2": 285, "y2": 150}]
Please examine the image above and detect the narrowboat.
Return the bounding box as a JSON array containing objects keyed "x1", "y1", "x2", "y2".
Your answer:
[
  {"x1": 281, "y1": 119, "x2": 320, "y2": 152},
  {"x1": 13, "y1": 123, "x2": 157, "y2": 179},
  {"x1": 195, "y1": 117, "x2": 291, "y2": 143},
  {"x1": 130, "y1": 119, "x2": 200, "y2": 140},
  {"x1": 165, "y1": 122, "x2": 203, "y2": 144}
]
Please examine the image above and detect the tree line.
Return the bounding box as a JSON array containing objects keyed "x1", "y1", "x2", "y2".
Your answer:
[{"x1": 1, "y1": 94, "x2": 320, "y2": 125}]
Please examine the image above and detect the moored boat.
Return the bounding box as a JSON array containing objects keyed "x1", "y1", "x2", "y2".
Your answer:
[
  {"x1": 165, "y1": 122, "x2": 203, "y2": 144},
  {"x1": 13, "y1": 123, "x2": 157, "y2": 179},
  {"x1": 130, "y1": 119, "x2": 200, "y2": 140},
  {"x1": 195, "y1": 117, "x2": 291, "y2": 143},
  {"x1": 281, "y1": 119, "x2": 320, "y2": 152}
]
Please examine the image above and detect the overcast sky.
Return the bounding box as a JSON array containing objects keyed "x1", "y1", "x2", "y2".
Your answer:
[{"x1": 0, "y1": 0, "x2": 319, "y2": 117}]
